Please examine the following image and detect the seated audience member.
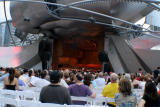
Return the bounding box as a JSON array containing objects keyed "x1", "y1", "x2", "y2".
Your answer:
[
  {"x1": 84, "y1": 74, "x2": 93, "y2": 89},
  {"x1": 68, "y1": 72, "x2": 76, "y2": 85},
  {"x1": 4, "y1": 68, "x2": 20, "y2": 90},
  {"x1": 59, "y1": 71, "x2": 69, "y2": 88},
  {"x1": 28, "y1": 70, "x2": 50, "y2": 88},
  {"x1": 68, "y1": 74, "x2": 96, "y2": 105},
  {"x1": 94, "y1": 72, "x2": 106, "y2": 87},
  {"x1": 0, "y1": 68, "x2": 9, "y2": 82},
  {"x1": 102, "y1": 73, "x2": 119, "y2": 106},
  {"x1": 15, "y1": 70, "x2": 25, "y2": 87},
  {"x1": 131, "y1": 74, "x2": 140, "y2": 89},
  {"x1": 64, "y1": 72, "x2": 70, "y2": 85},
  {"x1": 40, "y1": 71, "x2": 71, "y2": 105},
  {"x1": 28, "y1": 69, "x2": 38, "y2": 87},
  {"x1": 139, "y1": 76, "x2": 147, "y2": 90},
  {"x1": 115, "y1": 79, "x2": 136, "y2": 107},
  {"x1": 138, "y1": 80, "x2": 160, "y2": 107},
  {"x1": 19, "y1": 69, "x2": 29, "y2": 85},
  {"x1": 39, "y1": 70, "x2": 50, "y2": 87},
  {"x1": 91, "y1": 74, "x2": 97, "y2": 88}
]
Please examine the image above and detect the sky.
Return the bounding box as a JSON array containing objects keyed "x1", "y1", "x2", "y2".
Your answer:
[{"x1": 0, "y1": 1, "x2": 11, "y2": 23}]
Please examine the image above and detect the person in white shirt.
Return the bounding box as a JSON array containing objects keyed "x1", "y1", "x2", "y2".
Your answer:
[
  {"x1": 29, "y1": 70, "x2": 50, "y2": 88},
  {"x1": 19, "y1": 69, "x2": 29, "y2": 85},
  {"x1": 59, "y1": 71, "x2": 69, "y2": 88},
  {"x1": 94, "y1": 72, "x2": 106, "y2": 87}
]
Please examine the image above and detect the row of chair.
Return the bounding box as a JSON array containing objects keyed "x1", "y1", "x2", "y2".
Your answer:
[
  {"x1": 0, "y1": 97, "x2": 108, "y2": 107},
  {"x1": 0, "y1": 89, "x2": 115, "y2": 106}
]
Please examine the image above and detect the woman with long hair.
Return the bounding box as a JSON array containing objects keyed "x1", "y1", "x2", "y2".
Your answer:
[
  {"x1": 115, "y1": 79, "x2": 136, "y2": 107},
  {"x1": 4, "y1": 68, "x2": 20, "y2": 90},
  {"x1": 138, "y1": 80, "x2": 160, "y2": 107}
]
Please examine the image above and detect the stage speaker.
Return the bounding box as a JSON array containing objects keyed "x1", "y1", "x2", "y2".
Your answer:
[
  {"x1": 38, "y1": 38, "x2": 52, "y2": 61},
  {"x1": 98, "y1": 51, "x2": 109, "y2": 63},
  {"x1": 103, "y1": 63, "x2": 110, "y2": 74}
]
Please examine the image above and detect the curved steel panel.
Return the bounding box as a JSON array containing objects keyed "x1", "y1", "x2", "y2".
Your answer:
[
  {"x1": 0, "y1": 42, "x2": 40, "y2": 68},
  {"x1": 10, "y1": 0, "x2": 153, "y2": 36}
]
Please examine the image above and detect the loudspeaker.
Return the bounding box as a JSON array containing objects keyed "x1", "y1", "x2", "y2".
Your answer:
[
  {"x1": 38, "y1": 38, "x2": 52, "y2": 61},
  {"x1": 98, "y1": 51, "x2": 109, "y2": 63},
  {"x1": 103, "y1": 63, "x2": 110, "y2": 74}
]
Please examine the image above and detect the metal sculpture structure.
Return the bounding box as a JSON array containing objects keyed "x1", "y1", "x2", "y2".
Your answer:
[
  {"x1": 7, "y1": 0, "x2": 160, "y2": 38},
  {"x1": 2, "y1": 0, "x2": 160, "y2": 71}
]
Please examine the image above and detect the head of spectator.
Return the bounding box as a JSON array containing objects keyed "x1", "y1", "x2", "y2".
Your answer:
[
  {"x1": 98, "y1": 72, "x2": 103, "y2": 78},
  {"x1": 15, "y1": 70, "x2": 21, "y2": 79},
  {"x1": 110, "y1": 73, "x2": 118, "y2": 83},
  {"x1": 119, "y1": 79, "x2": 132, "y2": 97},
  {"x1": 144, "y1": 80, "x2": 159, "y2": 101},
  {"x1": 84, "y1": 74, "x2": 92, "y2": 86},
  {"x1": 59, "y1": 71, "x2": 64, "y2": 79},
  {"x1": 5, "y1": 68, "x2": 10, "y2": 73},
  {"x1": 28, "y1": 69, "x2": 34, "y2": 77},
  {"x1": 64, "y1": 72, "x2": 69, "y2": 79},
  {"x1": 75, "y1": 74, "x2": 83, "y2": 83},
  {"x1": 131, "y1": 73, "x2": 136, "y2": 82},
  {"x1": 144, "y1": 73, "x2": 152, "y2": 81},
  {"x1": 34, "y1": 70, "x2": 40, "y2": 77},
  {"x1": 40, "y1": 70, "x2": 48, "y2": 79},
  {"x1": 50, "y1": 71, "x2": 61, "y2": 84},
  {"x1": 8, "y1": 68, "x2": 15, "y2": 84},
  {"x1": 23, "y1": 69, "x2": 28, "y2": 74},
  {"x1": 124, "y1": 73, "x2": 131, "y2": 81}
]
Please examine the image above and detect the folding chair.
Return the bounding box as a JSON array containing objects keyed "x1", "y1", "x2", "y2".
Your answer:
[
  {"x1": 18, "y1": 100, "x2": 40, "y2": 107},
  {"x1": 0, "y1": 89, "x2": 18, "y2": 99},
  {"x1": 71, "y1": 96, "x2": 93, "y2": 105},
  {"x1": 0, "y1": 97, "x2": 19, "y2": 107},
  {"x1": 40, "y1": 103, "x2": 65, "y2": 107},
  {"x1": 17, "y1": 91, "x2": 36, "y2": 101}
]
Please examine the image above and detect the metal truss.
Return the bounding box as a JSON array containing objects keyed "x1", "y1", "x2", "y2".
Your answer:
[{"x1": 0, "y1": 21, "x2": 42, "y2": 46}]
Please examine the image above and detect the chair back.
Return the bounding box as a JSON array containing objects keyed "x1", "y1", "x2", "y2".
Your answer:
[
  {"x1": 17, "y1": 91, "x2": 36, "y2": 101},
  {"x1": 40, "y1": 103, "x2": 65, "y2": 107},
  {"x1": 0, "y1": 89, "x2": 18, "y2": 99},
  {"x1": 18, "y1": 100, "x2": 40, "y2": 107},
  {"x1": 0, "y1": 97, "x2": 18, "y2": 107}
]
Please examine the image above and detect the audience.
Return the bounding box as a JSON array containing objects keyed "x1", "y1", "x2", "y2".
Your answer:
[
  {"x1": 40, "y1": 71, "x2": 71, "y2": 105},
  {"x1": 1, "y1": 66, "x2": 160, "y2": 106},
  {"x1": 115, "y1": 79, "x2": 137, "y2": 107}
]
